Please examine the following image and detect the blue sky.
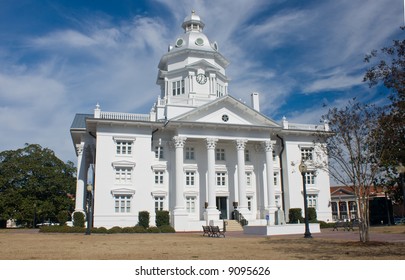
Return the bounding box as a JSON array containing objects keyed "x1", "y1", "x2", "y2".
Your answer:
[{"x1": 0, "y1": 0, "x2": 403, "y2": 163}]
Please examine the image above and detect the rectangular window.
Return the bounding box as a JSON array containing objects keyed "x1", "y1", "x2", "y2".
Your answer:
[
  {"x1": 154, "y1": 171, "x2": 164, "y2": 184},
  {"x1": 116, "y1": 141, "x2": 132, "y2": 155},
  {"x1": 185, "y1": 147, "x2": 195, "y2": 160},
  {"x1": 216, "y1": 148, "x2": 225, "y2": 161},
  {"x1": 304, "y1": 171, "x2": 315, "y2": 185},
  {"x1": 247, "y1": 197, "x2": 252, "y2": 211},
  {"x1": 185, "y1": 171, "x2": 195, "y2": 186},
  {"x1": 307, "y1": 194, "x2": 317, "y2": 208},
  {"x1": 172, "y1": 79, "x2": 185, "y2": 96},
  {"x1": 114, "y1": 195, "x2": 131, "y2": 213},
  {"x1": 245, "y1": 150, "x2": 250, "y2": 162},
  {"x1": 216, "y1": 172, "x2": 226, "y2": 186},
  {"x1": 301, "y1": 148, "x2": 313, "y2": 161},
  {"x1": 273, "y1": 172, "x2": 278, "y2": 186},
  {"x1": 272, "y1": 150, "x2": 276, "y2": 161},
  {"x1": 115, "y1": 167, "x2": 132, "y2": 184},
  {"x1": 154, "y1": 196, "x2": 164, "y2": 212},
  {"x1": 186, "y1": 196, "x2": 196, "y2": 213},
  {"x1": 154, "y1": 146, "x2": 164, "y2": 159},
  {"x1": 217, "y1": 83, "x2": 224, "y2": 97},
  {"x1": 246, "y1": 172, "x2": 252, "y2": 186}
]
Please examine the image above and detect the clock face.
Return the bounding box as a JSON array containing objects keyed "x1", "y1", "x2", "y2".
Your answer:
[{"x1": 196, "y1": 74, "x2": 207, "y2": 85}]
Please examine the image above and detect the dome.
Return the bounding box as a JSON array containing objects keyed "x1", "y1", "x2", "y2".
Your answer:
[
  {"x1": 181, "y1": 10, "x2": 205, "y2": 31},
  {"x1": 169, "y1": 11, "x2": 218, "y2": 53}
]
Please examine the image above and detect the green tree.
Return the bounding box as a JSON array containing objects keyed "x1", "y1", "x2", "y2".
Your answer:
[{"x1": 0, "y1": 144, "x2": 76, "y2": 227}]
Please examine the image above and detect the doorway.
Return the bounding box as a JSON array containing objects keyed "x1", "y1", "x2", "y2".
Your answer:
[{"x1": 216, "y1": 197, "x2": 228, "y2": 219}]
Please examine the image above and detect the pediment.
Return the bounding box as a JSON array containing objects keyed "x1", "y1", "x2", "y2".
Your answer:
[
  {"x1": 172, "y1": 95, "x2": 280, "y2": 127},
  {"x1": 331, "y1": 187, "x2": 355, "y2": 196},
  {"x1": 186, "y1": 59, "x2": 220, "y2": 72}
]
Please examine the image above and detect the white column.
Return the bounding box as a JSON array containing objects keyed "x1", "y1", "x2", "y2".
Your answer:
[
  {"x1": 263, "y1": 140, "x2": 277, "y2": 224},
  {"x1": 236, "y1": 139, "x2": 249, "y2": 217},
  {"x1": 173, "y1": 136, "x2": 186, "y2": 210},
  {"x1": 74, "y1": 143, "x2": 86, "y2": 212},
  {"x1": 205, "y1": 138, "x2": 220, "y2": 224},
  {"x1": 206, "y1": 138, "x2": 218, "y2": 210},
  {"x1": 172, "y1": 136, "x2": 188, "y2": 231}
]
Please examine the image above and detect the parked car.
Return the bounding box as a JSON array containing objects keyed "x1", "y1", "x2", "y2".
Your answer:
[{"x1": 394, "y1": 217, "x2": 405, "y2": 225}]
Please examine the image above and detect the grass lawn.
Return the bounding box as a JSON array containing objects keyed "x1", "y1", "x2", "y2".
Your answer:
[{"x1": 0, "y1": 225, "x2": 405, "y2": 260}]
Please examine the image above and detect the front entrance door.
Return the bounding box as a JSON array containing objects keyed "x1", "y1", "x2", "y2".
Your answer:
[{"x1": 216, "y1": 197, "x2": 228, "y2": 219}]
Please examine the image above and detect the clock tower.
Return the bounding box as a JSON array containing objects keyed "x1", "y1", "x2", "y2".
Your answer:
[{"x1": 155, "y1": 11, "x2": 230, "y2": 120}]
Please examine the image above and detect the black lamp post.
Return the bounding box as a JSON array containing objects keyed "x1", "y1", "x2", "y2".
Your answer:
[
  {"x1": 299, "y1": 161, "x2": 312, "y2": 238},
  {"x1": 33, "y1": 203, "x2": 37, "y2": 229},
  {"x1": 86, "y1": 183, "x2": 93, "y2": 235}
]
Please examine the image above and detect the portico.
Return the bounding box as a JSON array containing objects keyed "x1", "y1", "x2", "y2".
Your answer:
[{"x1": 168, "y1": 129, "x2": 281, "y2": 229}]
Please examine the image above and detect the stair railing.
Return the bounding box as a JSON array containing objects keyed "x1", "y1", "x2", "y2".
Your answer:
[{"x1": 233, "y1": 210, "x2": 248, "y2": 226}]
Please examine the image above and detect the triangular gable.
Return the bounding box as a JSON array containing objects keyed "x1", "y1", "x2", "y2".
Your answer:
[
  {"x1": 186, "y1": 59, "x2": 220, "y2": 72},
  {"x1": 171, "y1": 95, "x2": 280, "y2": 127},
  {"x1": 330, "y1": 186, "x2": 355, "y2": 196}
]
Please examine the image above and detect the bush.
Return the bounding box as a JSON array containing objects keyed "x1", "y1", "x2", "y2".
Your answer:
[
  {"x1": 122, "y1": 227, "x2": 135, "y2": 233},
  {"x1": 158, "y1": 225, "x2": 175, "y2": 233},
  {"x1": 92, "y1": 227, "x2": 108, "y2": 234},
  {"x1": 155, "y1": 210, "x2": 170, "y2": 227},
  {"x1": 318, "y1": 221, "x2": 335, "y2": 228},
  {"x1": 57, "y1": 210, "x2": 70, "y2": 226},
  {"x1": 147, "y1": 227, "x2": 160, "y2": 233},
  {"x1": 133, "y1": 225, "x2": 147, "y2": 233},
  {"x1": 39, "y1": 225, "x2": 86, "y2": 233},
  {"x1": 138, "y1": 211, "x2": 150, "y2": 228},
  {"x1": 108, "y1": 226, "x2": 122, "y2": 234},
  {"x1": 308, "y1": 207, "x2": 317, "y2": 222},
  {"x1": 288, "y1": 208, "x2": 303, "y2": 223},
  {"x1": 73, "y1": 212, "x2": 85, "y2": 227}
]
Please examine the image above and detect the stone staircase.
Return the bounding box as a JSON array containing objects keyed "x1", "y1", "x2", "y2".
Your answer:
[{"x1": 225, "y1": 220, "x2": 243, "y2": 232}]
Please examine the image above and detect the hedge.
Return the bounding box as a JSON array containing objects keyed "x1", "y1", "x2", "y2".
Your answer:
[
  {"x1": 138, "y1": 211, "x2": 150, "y2": 228},
  {"x1": 38, "y1": 225, "x2": 176, "y2": 234},
  {"x1": 73, "y1": 212, "x2": 85, "y2": 228},
  {"x1": 155, "y1": 210, "x2": 170, "y2": 227},
  {"x1": 288, "y1": 208, "x2": 303, "y2": 223}
]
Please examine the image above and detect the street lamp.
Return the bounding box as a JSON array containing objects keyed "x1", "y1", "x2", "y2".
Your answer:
[
  {"x1": 86, "y1": 183, "x2": 93, "y2": 235},
  {"x1": 299, "y1": 160, "x2": 312, "y2": 238},
  {"x1": 33, "y1": 203, "x2": 37, "y2": 229}
]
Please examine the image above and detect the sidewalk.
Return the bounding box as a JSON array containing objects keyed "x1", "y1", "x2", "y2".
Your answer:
[{"x1": 224, "y1": 228, "x2": 405, "y2": 242}]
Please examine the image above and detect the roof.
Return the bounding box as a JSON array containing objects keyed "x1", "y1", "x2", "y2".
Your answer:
[{"x1": 70, "y1": 113, "x2": 92, "y2": 129}]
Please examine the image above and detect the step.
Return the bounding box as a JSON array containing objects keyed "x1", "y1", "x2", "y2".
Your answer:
[{"x1": 224, "y1": 220, "x2": 243, "y2": 232}]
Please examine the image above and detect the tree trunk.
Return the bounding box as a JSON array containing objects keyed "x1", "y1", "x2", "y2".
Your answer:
[{"x1": 358, "y1": 197, "x2": 370, "y2": 242}]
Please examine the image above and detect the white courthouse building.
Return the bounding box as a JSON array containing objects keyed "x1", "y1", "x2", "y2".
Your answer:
[{"x1": 70, "y1": 11, "x2": 332, "y2": 231}]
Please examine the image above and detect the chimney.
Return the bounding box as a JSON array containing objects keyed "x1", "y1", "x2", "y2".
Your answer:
[{"x1": 251, "y1": 92, "x2": 260, "y2": 112}]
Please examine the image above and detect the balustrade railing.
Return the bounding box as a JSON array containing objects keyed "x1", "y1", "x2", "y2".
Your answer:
[{"x1": 100, "y1": 111, "x2": 150, "y2": 121}]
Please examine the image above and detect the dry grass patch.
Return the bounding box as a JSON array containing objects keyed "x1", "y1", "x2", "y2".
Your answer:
[{"x1": 1, "y1": 227, "x2": 405, "y2": 260}]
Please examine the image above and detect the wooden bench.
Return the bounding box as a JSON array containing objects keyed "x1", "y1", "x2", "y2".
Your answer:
[
  {"x1": 202, "y1": 225, "x2": 225, "y2": 237},
  {"x1": 333, "y1": 220, "x2": 349, "y2": 231},
  {"x1": 202, "y1": 225, "x2": 212, "y2": 237},
  {"x1": 210, "y1": 226, "x2": 225, "y2": 238}
]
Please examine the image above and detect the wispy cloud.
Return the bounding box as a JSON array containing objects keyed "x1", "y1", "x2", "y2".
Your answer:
[{"x1": 0, "y1": 0, "x2": 402, "y2": 162}]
